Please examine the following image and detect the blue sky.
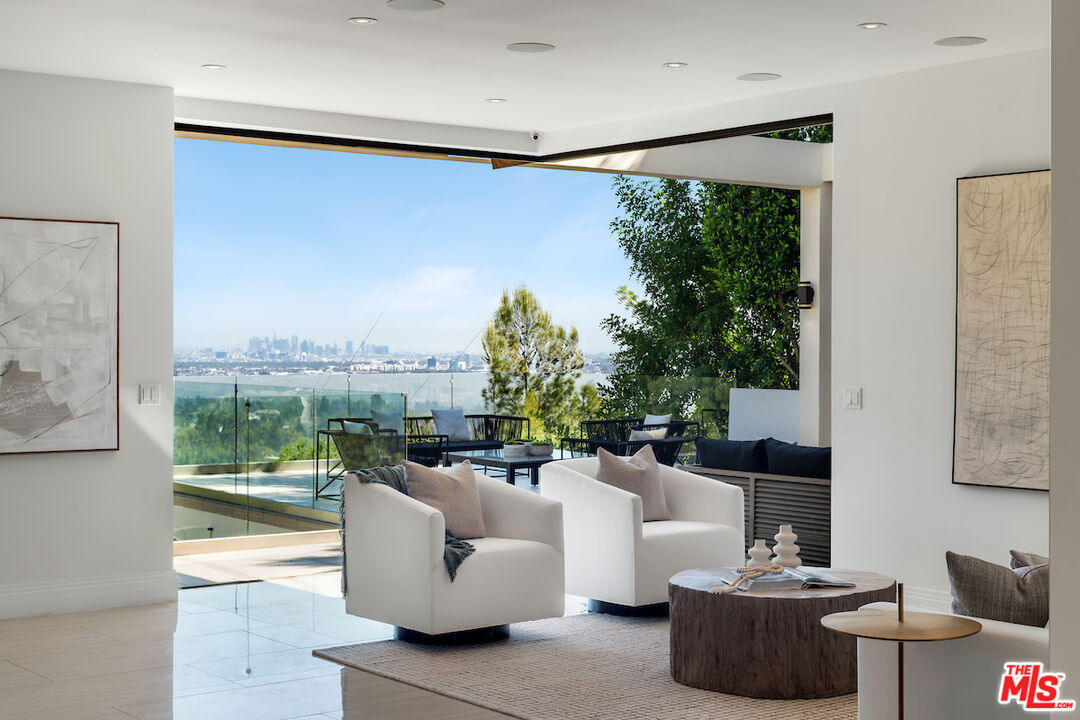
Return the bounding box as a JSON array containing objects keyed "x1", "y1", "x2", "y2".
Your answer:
[{"x1": 174, "y1": 137, "x2": 639, "y2": 355}]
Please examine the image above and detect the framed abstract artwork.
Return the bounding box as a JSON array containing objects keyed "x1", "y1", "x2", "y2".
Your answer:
[
  {"x1": 953, "y1": 170, "x2": 1050, "y2": 490},
  {"x1": 0, "y1": 217, "x2": 119, "y2": 454}
]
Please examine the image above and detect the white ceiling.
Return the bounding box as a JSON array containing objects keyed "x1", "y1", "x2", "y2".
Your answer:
[{"x1": 0, "y1": 0, "x2": 1049, "y2": 136}]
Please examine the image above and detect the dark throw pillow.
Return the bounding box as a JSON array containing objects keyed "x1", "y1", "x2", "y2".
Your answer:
[
  {"x1": 764, "y1": 438, "x2": 831, "y2": 479},
  {"x1": 696, "y1": 438, "x2": 768, "y2": 473},
  {"x1": 946, "y1": 551, "x2": 1049, "y2": 627}
]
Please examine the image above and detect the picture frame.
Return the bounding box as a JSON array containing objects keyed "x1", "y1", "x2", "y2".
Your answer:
[
  {"x1": 0, "y1": 216, "x2": 120, "y2": 455},
  {"x1": 953, "y1": 170, "x2": 1050, "y2": 490}
]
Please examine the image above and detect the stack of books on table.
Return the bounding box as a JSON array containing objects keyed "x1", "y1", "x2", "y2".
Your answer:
[{"x1": 719, "y1": 567, "x2": 857, "y2": 592}]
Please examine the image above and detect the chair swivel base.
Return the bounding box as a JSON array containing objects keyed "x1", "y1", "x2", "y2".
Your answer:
[
  {"x1": 394, "y1": 624, "x2": 510, "y2": 645},
  {"x1": 587, "y1": 599, "x2": 669, "y2": 617}
]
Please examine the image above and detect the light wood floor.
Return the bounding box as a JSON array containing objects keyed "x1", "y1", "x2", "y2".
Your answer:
[{"x1": 0, "y1": 572, "x2": 517, "y2": 720}]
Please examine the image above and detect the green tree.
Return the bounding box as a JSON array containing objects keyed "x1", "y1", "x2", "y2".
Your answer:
[
  {"x1": 601, "y1": 124, "x2": 831, "y2": 422},
  {"x1": 481, "y1": 286, "x2": 585, "y2": 442}
]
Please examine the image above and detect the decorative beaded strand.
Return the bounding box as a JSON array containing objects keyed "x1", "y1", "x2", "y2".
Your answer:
[{"x1": 711, "y1": 565, "x2": 786, "y2": 594}]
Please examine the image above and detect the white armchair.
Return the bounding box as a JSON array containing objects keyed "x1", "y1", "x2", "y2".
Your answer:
[
  {"x1": 857, "y1": 602, "x2": 1049, "y2": 719},
  {"x1": 540, "y1": 457, "x2": 744, "y2": 608},
  {"x1": 343, "y1": 472, "x2": 565, "y2": 638}
]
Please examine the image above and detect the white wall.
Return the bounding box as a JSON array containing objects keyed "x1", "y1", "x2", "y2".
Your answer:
[
  {"x1": 829, "y1": 51, "x2": 1050, "y2": 607},
  {"x1": 1051, "y1": 0, "x2": 1080, "y2": 677},
  {"x1": 0, "y1": 70, "x2": 176, "y2": 617}
]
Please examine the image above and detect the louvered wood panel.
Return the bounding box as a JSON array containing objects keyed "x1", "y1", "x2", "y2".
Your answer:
[
  {"x1": 753, "y1": 479, "x2": 831, "y2": 567},
  {"x1": 685, "y1": 466, "x2": 832, "y2": 568}
]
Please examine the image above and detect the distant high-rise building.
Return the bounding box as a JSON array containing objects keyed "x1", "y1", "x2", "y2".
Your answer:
[
  {"x1": 273, "y1": 337, "x2": 290, "y2": 352},
  {"x1": 300, "y1": 340, "x2": 311, "y2": 354},
  {"x1": 291, "y1": 335, "x2": 299, "y2": 353},
  {"x1": 462, "y1": 353, "x2": 471, "y2": 368},
  {"x1": 427, "y1": 356, "x2": 437, "y2": 368},
  {"x1": 373, "y1": 344, "x2": 389, "y2": 355},
  {"x1": 248, "y1": 336, "x2": 261, "y2": 354},
  {"x1": 345, "y1": 340, "x2": 354, "y2": 357}
]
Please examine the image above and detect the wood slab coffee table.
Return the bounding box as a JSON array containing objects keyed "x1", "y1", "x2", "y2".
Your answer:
[{"x1": 668, "y1": 567, "x2": 895, "y2": 699}]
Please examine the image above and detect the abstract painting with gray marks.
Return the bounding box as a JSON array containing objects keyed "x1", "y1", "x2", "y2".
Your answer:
[
  {"x1": 0, "y1": 218, "x2": 118, "y2": 454},
  {"x1": 955, "y1": 170, "x2": 1049, "y2": 490}
]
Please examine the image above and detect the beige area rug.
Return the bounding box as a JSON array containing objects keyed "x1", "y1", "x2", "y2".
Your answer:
[
  {"x1": 314, "y1": 613, "x2": 856, "y2": 720},
  {"x1": 175, "y1": 542, "x2": 341, "y2": 588}
]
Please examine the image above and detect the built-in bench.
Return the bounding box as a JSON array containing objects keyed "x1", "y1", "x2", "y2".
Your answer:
[{"x1": 684, "y1": 436, "x2": 832, "y2": 566}]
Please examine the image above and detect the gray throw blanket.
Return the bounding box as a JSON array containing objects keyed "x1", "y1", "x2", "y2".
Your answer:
[{"x1": 340, "y1": 465, "x2": 476, "y2": 597}]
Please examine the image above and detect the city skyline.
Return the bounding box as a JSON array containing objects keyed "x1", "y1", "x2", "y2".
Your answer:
[{"x1": 175, "y1": 138, "x2": 640, "y2": 355}]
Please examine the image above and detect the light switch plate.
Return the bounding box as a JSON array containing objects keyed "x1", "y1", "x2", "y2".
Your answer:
[
  {"x1": 844, "y1": 386, "x2": 862, "y2": 410},
  {"x1": 139, "y1": 383, "x2": 160, "y2": 405}
]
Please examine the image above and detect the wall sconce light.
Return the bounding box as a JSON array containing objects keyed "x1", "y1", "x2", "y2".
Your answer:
[{"x1": 797, "y1": 281, "x2": 815, "y2": 309}]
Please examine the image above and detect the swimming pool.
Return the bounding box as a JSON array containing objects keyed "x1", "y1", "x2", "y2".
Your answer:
[{"x1": 173, "y1": 493, "x2": 336, "y2": 541}]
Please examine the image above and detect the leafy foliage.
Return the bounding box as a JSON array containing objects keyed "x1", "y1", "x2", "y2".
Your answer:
[
  {"x1": 600, "y1": 123, "x2": 830, "y2": 425},
  {"x1": 481, "y1": 286, "x2": 591, "y2": 444}
]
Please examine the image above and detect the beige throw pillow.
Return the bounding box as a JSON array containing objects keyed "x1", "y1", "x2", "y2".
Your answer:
[
  {"x1": 629, "y1": 427, "x2": 667, "y2": 441},
  {"x1": 596, "y1": 445, "x2": 672, "y2": 521},
  {"x1": 404, "y1": 460, "x2": 486, "y2": 539}
]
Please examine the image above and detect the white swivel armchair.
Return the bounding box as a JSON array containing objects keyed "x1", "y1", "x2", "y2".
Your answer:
[
  {"x1": 343, "y1": 472, "x2": 565, "y2": 640},
  {"x1": 541, "y1": 457, "x2": 745, "y2": 610},
  {"x1": 857, "y1": 602, "x2": 1049, "y2": 719}
]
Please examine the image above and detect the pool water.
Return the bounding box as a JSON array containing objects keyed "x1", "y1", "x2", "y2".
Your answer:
[{"x1": 173, "y1": 493, "x2": 336, "y2": 541}]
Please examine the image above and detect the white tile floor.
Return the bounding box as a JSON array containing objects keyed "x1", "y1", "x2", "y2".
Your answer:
[{"x1": 0, "y1": 572, "x2": 587, "y2": 720}]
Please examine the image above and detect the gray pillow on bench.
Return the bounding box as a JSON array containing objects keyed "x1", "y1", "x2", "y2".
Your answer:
[
  {"x1": 764, "y1": 438, "x2": 831, "y2": 479},
  {"x1": 946, "y1": 550, "x2": 1049, "y2": 627}
]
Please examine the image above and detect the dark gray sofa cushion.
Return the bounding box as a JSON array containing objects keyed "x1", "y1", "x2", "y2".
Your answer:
[
  {"x1": 764, "y1": 438, "x2": 831, "y2": 479},
  {"x1": 696, "y1": 438, "x2": 768, "y2": 473},
  {"x1": 447, "y1": 440, "x2": 503, "y2": 452},
  {"x1": 946, "y1": 551, "x2": 1049, "y2": 628}
]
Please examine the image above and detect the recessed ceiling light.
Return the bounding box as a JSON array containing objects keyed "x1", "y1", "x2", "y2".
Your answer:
[
  {"x1": 506, "y1": 42, "x2": 556, "y2": 53},
  {"x1": 934, "y1": 36, "x2": 987, "y2": 47},
  {"x1": 857, "y1": 22, "x2": 887, "y2": 30},
  {"x1": 737, "y1": 72, "x2": 782, "y2": 82},
  {"x1": 663, "y1": 62, "x2": 688, "y2": 69},
  {"x1": 386, "y1": 0, "x2": 444, "y2": 10},
  {"x1": 347, "y1": 16, "x2": 379, "y2": 24},
  {"x1": 201, "y1": 64, "x2": 226, "y2": 70},
  {"x1": 485, "y1": 98, "x2": 508, "y2": 103}
]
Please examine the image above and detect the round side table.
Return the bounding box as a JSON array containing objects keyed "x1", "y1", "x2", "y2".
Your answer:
[
  {"x1": 668, "y1": 567, "x2": 896, "y2": 699},
  {"x1": 820, "y1": 584, "x2": 982, "y2": 720}
]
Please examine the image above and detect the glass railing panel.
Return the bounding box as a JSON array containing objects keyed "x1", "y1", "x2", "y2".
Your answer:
[
  {"x1": 592, "y1": 375, "x2": 732, "y2": 437},
  {"x1": 562, "y1": 375, "x2": 734, "y2": 465},
  {"x1": 173, "y1": 378, "x2": 410, "y2": 543},
  {"x1": 173, "y1": 380, "x2": 240, "y2": 468},
  {"x1": 235, "y1": 383, "x2": 319, "y2": 512}
]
